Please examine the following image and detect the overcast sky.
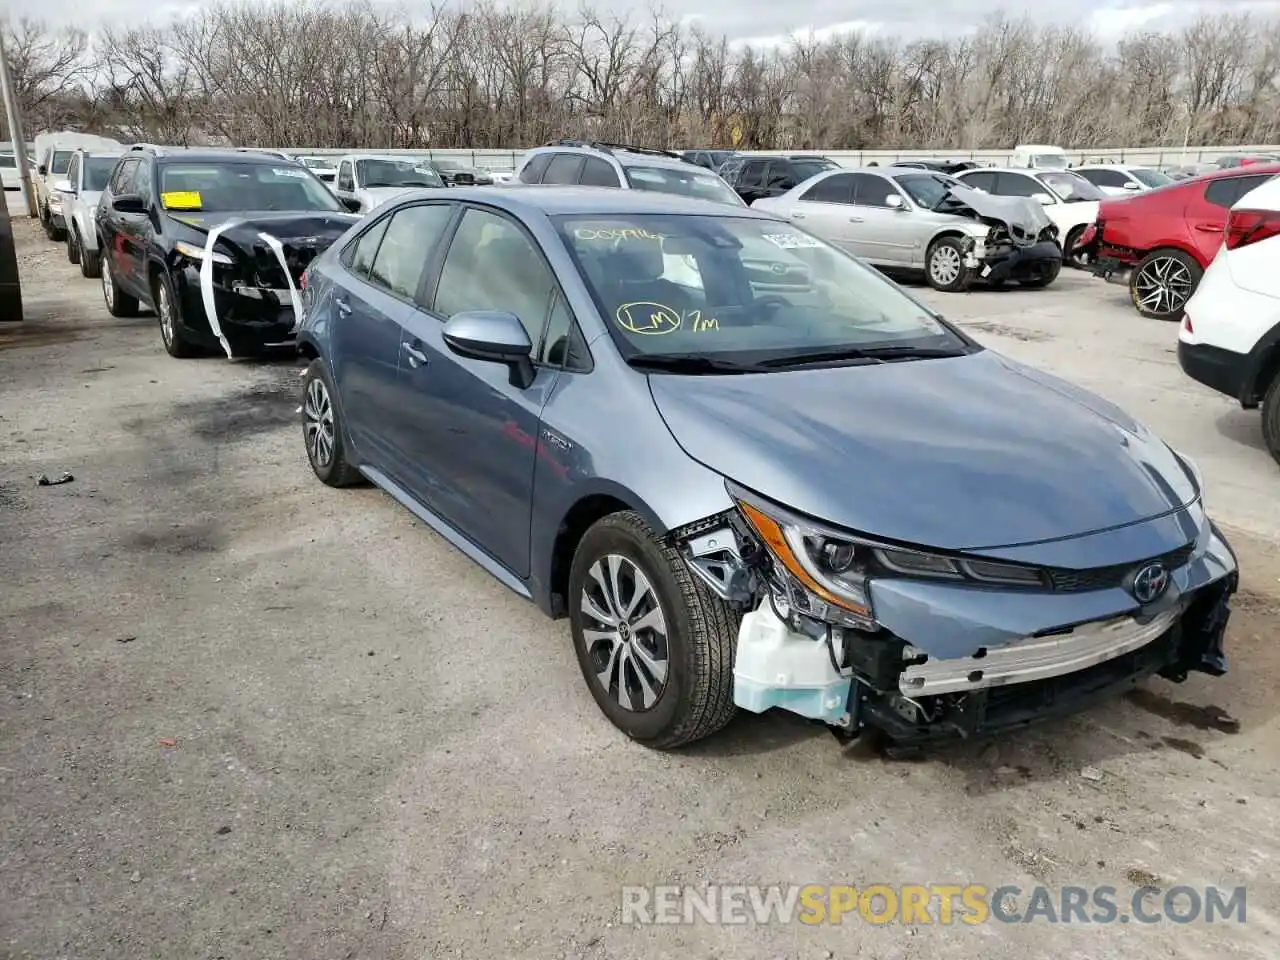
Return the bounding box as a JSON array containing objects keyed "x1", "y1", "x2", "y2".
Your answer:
[{"x1": 10, "y1": 0, "x2": 1280, "y2": 45}]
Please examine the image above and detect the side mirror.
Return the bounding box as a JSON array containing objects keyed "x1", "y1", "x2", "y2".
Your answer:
[
  {"x1": 53, "y1": 179, "x2": 74, "y2": 194},
  {"x1": 885, "y1": 194, "x2": 905, "y2": 209},
  {"x1": 112, "y1": 194, "x2": 147, "y2": 213},
  {"x1": 37, "y1": 164, "x2": 47, "y2": 176},
  {"x1": 442, "y1": 310, "x2": 535, "y2": 388},
  {"x1": 1122, "y1": 181, "x2": 1141, "y2": 190},
  {"x1": 340, "y1": 196, "x2": 362, "y2": 213},
  {"x1": 1032, "y1": 192, "x2": 1055, "y2": 205}
]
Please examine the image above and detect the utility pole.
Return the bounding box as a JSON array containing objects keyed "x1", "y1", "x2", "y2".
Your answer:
[{"x1": 0, "y1": 27, "x2": 36, "y2": 217}]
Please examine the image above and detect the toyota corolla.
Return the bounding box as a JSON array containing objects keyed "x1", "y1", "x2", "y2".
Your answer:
[{"x1": 294, "y1": 185, "x2": 1238, "y2": 750}]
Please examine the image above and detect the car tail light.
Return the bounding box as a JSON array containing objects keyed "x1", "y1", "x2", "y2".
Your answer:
[{"x1": 1225, "y1": 208, "x2": 1280, "y2": 250}]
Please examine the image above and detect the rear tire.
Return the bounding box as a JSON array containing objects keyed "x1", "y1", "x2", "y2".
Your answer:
[
  {"x1": 569, "y1": 511, "x2": 739, "y2": 749},
  {"x1": 1130, "y1": 248, "x2": 1201, "y2": 321},
  {"x1": 302, "y1": 360, "x2": 363, "y2": 487},
  {"x1": 1261, "y1": 374, "x2": 1280, "y2": 468},
  {"x1": 100, "y1": 252, "x2": 139, "y2": 317}
]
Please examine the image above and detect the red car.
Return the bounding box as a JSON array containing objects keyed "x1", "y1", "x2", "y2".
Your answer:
[{"x1": 1085, "y1": 163, "x2": 1280, "y2": 320}]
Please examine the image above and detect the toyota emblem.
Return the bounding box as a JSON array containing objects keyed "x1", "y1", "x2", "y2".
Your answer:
[{"x1": 1131, "y1": 562, "x2": 1170, "y2": 604}]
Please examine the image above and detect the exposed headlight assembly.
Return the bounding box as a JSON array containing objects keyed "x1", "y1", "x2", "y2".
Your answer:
[
  {"x1": 174, "y1": 240, "x2": 233, "y2": 265},
  {"x1": 730, "y1": 485, "x2": 1045, "y2": 631}
]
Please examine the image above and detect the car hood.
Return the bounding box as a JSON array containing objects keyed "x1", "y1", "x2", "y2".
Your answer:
[
  {"x1": 937, "y1": 184, "x2": 1054, "y2": 241},
  {"x1": 166, "y1": 210, "x2": 360, "y2": 283},
  {"x1": 359, "y1": 186, "x2": 419, "y2": 207},
  {"x1": 647, "y1": 349, "x2": 1197, "y2": 551}
]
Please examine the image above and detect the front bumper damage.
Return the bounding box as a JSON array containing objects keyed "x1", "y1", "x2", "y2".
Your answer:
[
  {"x1": 934, "y1": 185, "x2": 1062, "y2": 286},
  {"x1": 675, "y1": 500, "x2": 1238, "y2": 746},
  {"x1": 178, "y1": 214, "x2": 357, "y2": 358}
]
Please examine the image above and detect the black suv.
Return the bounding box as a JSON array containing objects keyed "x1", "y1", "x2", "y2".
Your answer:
[
  {"x1": 95, "y1": 145, "x2": 360, "y2": 359},
  {"x1": 719, "y1": 155, "x2": 840, "y2": 204}
]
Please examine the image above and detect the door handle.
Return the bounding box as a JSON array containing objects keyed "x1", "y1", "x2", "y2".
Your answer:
[
  {"x1": 334, "y1": 295, "x2": 352, "y2": 316},
  {"x1": 791, "y1": 211, "x2": 805, "y2": 219},
  {"x1": 848, "y1": 216, "x2": 865, "y2": 223},
  {"x1": 403, "y1": 343, "x2": 429, "y2": 368},
  {"x1": 1194, "y1": 223, "x2": 1223, "y2": 233}
]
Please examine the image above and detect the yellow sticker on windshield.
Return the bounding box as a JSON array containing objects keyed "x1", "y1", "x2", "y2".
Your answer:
[
  {"x1": 616, "y1": 302, "x2": 681, "y2": 335},
  {"x1": 161, "y1": 191, "x2": 203, "y2": 210}
]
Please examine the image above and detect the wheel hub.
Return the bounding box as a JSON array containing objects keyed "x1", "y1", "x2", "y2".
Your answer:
[{"x1": 580, "y1": 554, "x2": 669, "y2": 712}]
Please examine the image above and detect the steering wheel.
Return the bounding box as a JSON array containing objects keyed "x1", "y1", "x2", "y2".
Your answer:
[{"x1": 753, "y1": 295, "x2": 793, "y2": 316}]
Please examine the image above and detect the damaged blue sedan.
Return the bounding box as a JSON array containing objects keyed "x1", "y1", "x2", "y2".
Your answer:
[{"x1": 295, "y1": 186, "x2": 1238, "y2": 749}]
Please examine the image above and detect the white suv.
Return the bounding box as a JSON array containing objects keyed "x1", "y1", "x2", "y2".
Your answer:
[
  {"x1": 512, "y1": 140, "x2": 743, "y2": 206},
  {"x1": 1178, "y1": 175, "x2": 1280, "y2": 461}
]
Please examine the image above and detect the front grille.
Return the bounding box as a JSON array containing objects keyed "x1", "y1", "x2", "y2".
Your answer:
[{"x1": 1046, "y1": 541, "x2": 1196, "y2": 592}]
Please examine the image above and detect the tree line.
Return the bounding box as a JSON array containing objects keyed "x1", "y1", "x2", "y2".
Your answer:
[{"x1": 4, "y1": 3, "x2": 1280, "y2": 151}]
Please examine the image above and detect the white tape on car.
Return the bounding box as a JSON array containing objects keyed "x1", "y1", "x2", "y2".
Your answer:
[
  {"x1": 256, "y1": 231, "x2": 305, "y2": 333},
  {"x1": 200, "y1": 219, "x2": 241, "y2": 359}
]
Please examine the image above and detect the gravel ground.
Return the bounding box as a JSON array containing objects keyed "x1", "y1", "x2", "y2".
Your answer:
[{"x1": 1, "y1": 200, "x2": 1277, "y2": 960}]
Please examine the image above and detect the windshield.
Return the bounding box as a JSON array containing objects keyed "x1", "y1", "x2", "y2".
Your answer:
[
  {"x1": 556, "y1": 214, "x2": 966, "y2": 368},
  {"x1": 84, "y1": 157, "x2": 119, "y2": 191},
  {"x1": 1130, "y1": 167, "x2": 1173, "y2": 188},
  {"x1": 893, "y1": 173, "x2": 960, "y2": 209},
  {"x1": 1032, "y1": 153, "x2": 1068, "y2": 169},
  {"x1": 157, "y1": 162, "x2": 344, "y2": 213},
  {"x1": 1038, "y1": 171, "x2": 1103, "y2": 202},
  {"x1": 51, "y1": 151, "x2": 73, "y2": 174},
  {"x1": 433, "y1": 159, "x2": 465, "y2": 171},
  {"x1": 356, "y1": 158, "x2": 443, "y2": 188},
  {"x1": 624, "y1": 166, "x2": 744, "y2": 206}
]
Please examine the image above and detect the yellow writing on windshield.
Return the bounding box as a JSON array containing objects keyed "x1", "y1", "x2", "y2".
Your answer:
[
  {"x1": 688, "y1": 310, "x2": 719, "y2": 332},
  {"x1": 161, "y1": 191, "x2": 203, "y2": 210},
  {"x1": 616, "y1": 301, "x2": 681, "y2": 335}
]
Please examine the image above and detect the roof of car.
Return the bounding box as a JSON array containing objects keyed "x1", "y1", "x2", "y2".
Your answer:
[
  {"x1": 530, "y1": 143, "x2": 700, "y2": 172},
  {"x1": 133, "y1": 147, "x2": 294, "y2": 165},
  {"x1": 424, "y1": 184, "x2": 781, "y2": 219}
]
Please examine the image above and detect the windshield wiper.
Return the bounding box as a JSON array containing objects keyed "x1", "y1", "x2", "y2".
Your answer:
[
  {"x1": 626, "y1": 353, "x2": 758, "y2": 374},
  {"x1": 757, "y1": 344, "x2": 967, "y2": 369}
]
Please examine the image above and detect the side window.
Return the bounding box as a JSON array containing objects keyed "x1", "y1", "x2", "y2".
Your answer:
[
  {"x1": 433, "y1": 207, "x2": 558, "y2": 349},
  {"x1": 765, "y1": 162, "x2": 795, "y2": 188},
  {"x1": 344, "y1": 215, "x2": 391, "y2": 278},
  {"x1": 738, "y1": 160, "x2": 767, "y2": 187},
  {"x1": 543, "y1": 154, "x2": 585, "y2": 185},
  {"x1": 959, "y1": 171, "x2": 996, "y2": 193},
  {"x1": 113, "y1": 159, "x2": 139, "y2": 196},
  {"x1": 801, "y1": 174, "x2": 854, "y2": 204},
  {"x1": 518, "y1": 153, "x2": 552, "y2": 184},
  {"x1": 1205, "y1": 175, "x2": 1270, "y2": 209},
  {"x1": 540, "y1": 291, "x2": 589, "y2": 370},
  {"x1": 992, "y1": 173, "x2": 1042, "y2": 197},
  {"x1": 1081, "y1": 168, "x2": 1127, "y2": 188},
  {"x1": 850, "y1": 173, "x2": 896, "y2": 207},
  {"x1": 579, "y1": 157, "x2": 620, "y2": 187},
  {"x1": 337, "y1": 161, "x2": 354, "y2": 192},
  {"x1": 133, "y1": 161, "x2": 153, "y2": 203},
  {"x1": 367, "y1": 204, "x2": 455, "y2": 302}
]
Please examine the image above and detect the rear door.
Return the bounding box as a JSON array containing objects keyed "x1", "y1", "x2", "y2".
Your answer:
[
  {"x1": 787, "y1": 173, "x2": 857, "y2": 251},
  {"x1": 396, "y1": 204, "x2": 567, "y2": 577},
  {"x1": 335, "y1": 202, "x2": 457, "y2": 484},
  {"x1": 1192, "y1": 174, "x2": 1272, "y2": 263}
]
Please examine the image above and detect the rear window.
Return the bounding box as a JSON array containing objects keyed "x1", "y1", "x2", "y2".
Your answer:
[
  {"x1": 791, "y1": 160, "x2": 836, "y2": 180},
  {"x1": 624, "y1": 165, "x2": 743, "y2": 206}
]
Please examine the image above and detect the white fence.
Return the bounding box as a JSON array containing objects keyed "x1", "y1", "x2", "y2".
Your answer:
[{"x1": 268, "y1": 145, "x2": 1280, "y2": 174}]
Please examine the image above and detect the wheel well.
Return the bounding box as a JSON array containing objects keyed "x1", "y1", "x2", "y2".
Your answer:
[
  {"x1": 297, "y1": 341, "x2": 319, "y2": 360},
  {"x1": 147, "y1": 260, "x2": 163, "y2": 299},
  {"x1": 1250, "y1": 344, "x2": 1280, "y2": 405},
  {"x1": 548, "y1": 494, "x2": 633, "y2": 618}
]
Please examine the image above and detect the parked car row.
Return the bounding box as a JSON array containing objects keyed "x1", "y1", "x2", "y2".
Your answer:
[{"x1": 21, "y1": 129, "x2": 1244, "y2": 755}]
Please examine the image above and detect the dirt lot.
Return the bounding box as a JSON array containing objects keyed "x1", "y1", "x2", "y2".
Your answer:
[{"x1": 1, "y1": 205, "x2": 1277, "y2": 960}]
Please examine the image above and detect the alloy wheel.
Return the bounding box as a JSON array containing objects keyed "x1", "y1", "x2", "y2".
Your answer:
[
  {"x1": 929, "y1": 245, "x2": 961, "y2": 287},
  {"x1": 158, "y1": 283, "x2": 174, "y2": 346},
  {"x1": 1133, "y1": 255, "x2": 1194, "y2": 316},
  {"x1": 303, "y1": 376, "x2": 335, "y2": 468},
  {"x1": 580, "y1": 554, "x2": 670, "y2": 711},
  {"x1": 101, "y1": 257, "x2": 115, "y2": 310}
]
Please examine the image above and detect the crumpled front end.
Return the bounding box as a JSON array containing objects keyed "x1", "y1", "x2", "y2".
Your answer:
[
  {"x1": 172, "y1": 213, "x2": 358, "y2": 357},
  {"x1": 671, "y1": 482, "x2": 1237, "y2": 746},
  {"x1": 936, "y1": 184, "x2": 1063, "y2": 285}
]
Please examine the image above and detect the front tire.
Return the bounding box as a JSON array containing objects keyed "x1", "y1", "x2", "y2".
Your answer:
[
  {"x1": 302, "y1": 360, "x2": 363, "y2": 487},
  {"x1": 925, "y1": 236, "x2": 972, "y2": 292},
  {"x1": 1130, "y1": 248, "x2": 1201, "y2": 321},
  {"x1": 1020, "y1": 258, "x2": 1062, "y2": 289},
  {"x1": 569, "y1": 511, "x2": 738, "y2": 749},
  {"x1": 66, "y1": 227, "x2": 80, "y2": 264},
  {"x1": 80, "y1": 243, "x2": 101, "y2": 278},
  {"x1": 1064, "y1": 226, "x2": 1088, "y2": 268},
  {"x1": 155, "y1": 270, "x2": 200, "y2": 358}
]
